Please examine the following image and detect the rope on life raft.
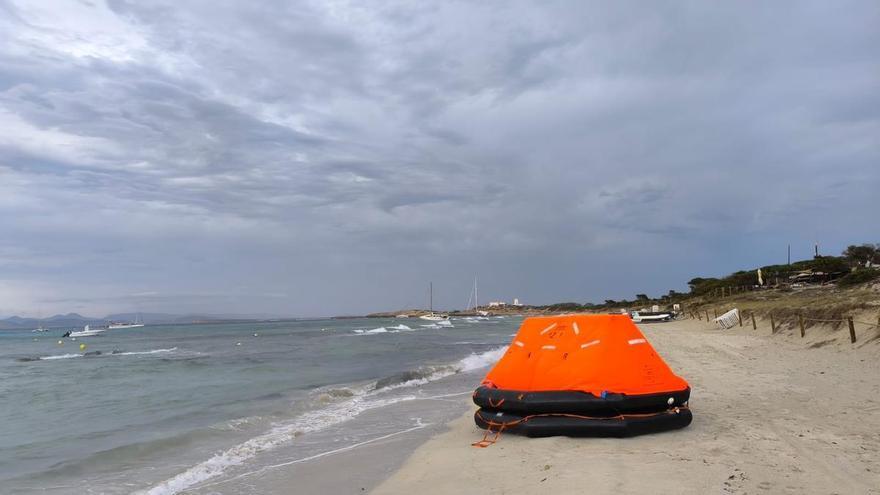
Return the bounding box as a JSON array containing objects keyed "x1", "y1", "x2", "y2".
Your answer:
[{"x1": 471, "y1": 406, "x2": 690, "y2": 448}]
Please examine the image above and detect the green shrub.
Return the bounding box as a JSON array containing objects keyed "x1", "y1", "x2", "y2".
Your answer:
[{"x1": 836, "y1": 269, "x2": 880, "y2": 287}]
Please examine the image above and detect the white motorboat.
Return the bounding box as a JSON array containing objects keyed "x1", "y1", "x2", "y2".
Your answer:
[
  {"x1": 107, "y1": 322, "x2": 145, "y2": 329},
  {"x1": 108, "y1": 314, "x2": 144, "y2": 329},
  {"x1": 630, "y1": 311, "x2": 673, "y2": 323},
  {"x1": 68, "y1": 325, "x2": 107, "y2": 337}
]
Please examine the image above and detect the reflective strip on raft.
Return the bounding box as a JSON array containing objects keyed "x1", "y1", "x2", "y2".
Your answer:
[
  {"x1": 514, "y1": 341, "x2": 525, "y2": 347},
  {"x1": 628, "y1": 338, "x2": 646, "y2": 345},
  {"x1": 539, "y1": 323, "x2": 558, "y2": 335},
  {"x1": 572, "y1": 322, "x2": 580, "y2": 335},
  {"x1": 580, "y1": 339, "x2": 600, "y2": 349},
  {"x1": 542, "y1": 345, "x2": 556, "y2": 350}
]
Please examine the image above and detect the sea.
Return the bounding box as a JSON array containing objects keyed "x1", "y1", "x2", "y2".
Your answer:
[{"x1": 0, "y1": 316, "x2": 520, "y2": 494}]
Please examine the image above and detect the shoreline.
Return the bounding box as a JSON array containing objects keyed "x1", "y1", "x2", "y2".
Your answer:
[
  {"x1": 371, "y1": 319, "x2": 880, "y2": 494},
  {"x1": 183, "y1": 392, "x2": 476, "y2": 494},
  {"x1": 185, "y1": 402, "x2": 473, "y2": 494}
]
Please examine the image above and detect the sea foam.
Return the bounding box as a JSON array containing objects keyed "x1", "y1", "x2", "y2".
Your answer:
[
  {"x1": 39, "y1": 353, "x2": 82, "y2": 360},
  {"x1": 141, "y1": 345, "x2": 508, "y2": 494}
]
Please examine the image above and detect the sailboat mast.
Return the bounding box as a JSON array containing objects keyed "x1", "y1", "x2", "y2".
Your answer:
[
  {"x1": 475, "y1": 277, "x2": 478, "y2": 310},
  {"x1": 429, "y1": 282, "x2": 433, "y2": 312}
]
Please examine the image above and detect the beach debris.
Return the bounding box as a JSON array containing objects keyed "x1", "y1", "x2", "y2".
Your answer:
[{"x1": 714, "y1": 309, "x2": 740, "y2": 329}]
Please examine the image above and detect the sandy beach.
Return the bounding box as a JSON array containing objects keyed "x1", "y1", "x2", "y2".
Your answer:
[{"x1": 373, "y1": 318, "x2": 880, "y2": 494}]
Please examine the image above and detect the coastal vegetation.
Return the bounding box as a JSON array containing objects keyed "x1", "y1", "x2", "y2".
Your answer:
[{"x1": 369, "y1": 243, "x2": 880, "y2": 319}]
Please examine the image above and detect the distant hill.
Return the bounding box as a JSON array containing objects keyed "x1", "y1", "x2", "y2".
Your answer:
[
  {"x1": 0, "y1": 313, "x2": 99, "y2": 330},
  {"x1": 0, "y1": 312, "x2": 287, "y2": 330}
]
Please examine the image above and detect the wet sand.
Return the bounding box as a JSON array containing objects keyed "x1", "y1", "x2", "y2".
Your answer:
[{"x1": 373, "y1": 318, "x2": 880, "y2": 494}]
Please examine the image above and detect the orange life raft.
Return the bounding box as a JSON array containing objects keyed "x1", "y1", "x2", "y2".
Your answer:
[{"x1": 473, "y1": 314, "x2": 692, "y2": 438}]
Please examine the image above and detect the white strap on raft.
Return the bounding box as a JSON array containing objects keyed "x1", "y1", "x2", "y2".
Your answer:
[
  {"x1": 539, "y1": 323, "x2": 558, "y2": 335},
  {"x1": 628, "y1": 338, "x2": 646, "y2": 345},
  {"x1": 580, "y1": 339, "x2": 600, "y2": 349}
]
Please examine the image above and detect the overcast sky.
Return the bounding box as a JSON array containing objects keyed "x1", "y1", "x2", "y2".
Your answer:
[{"x1": 1, "y1": 0, "x2": 878, "y2": 317}]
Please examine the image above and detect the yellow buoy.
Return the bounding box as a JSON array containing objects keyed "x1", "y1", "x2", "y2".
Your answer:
[{"x1": 79, "y1": 343, "x2": 86, "y2": 351}]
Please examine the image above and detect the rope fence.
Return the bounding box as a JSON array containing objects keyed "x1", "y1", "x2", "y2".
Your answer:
[{"x1": 684, "y1": 308, "x2": 880, "y2": 344}]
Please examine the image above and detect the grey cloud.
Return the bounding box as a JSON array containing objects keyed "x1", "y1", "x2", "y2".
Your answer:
[{"x1": 0, "y1": 0, "x2": 877, "y2": 317}]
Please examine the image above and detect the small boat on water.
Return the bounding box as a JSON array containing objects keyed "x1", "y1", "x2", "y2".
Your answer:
[
  {"x1": 67, "y1": 325, "x2": 107, "y2": 337},
  {"x1": 419, "y1": 313, "x2": 449, "y2": 321},
  {"x1": 32, "y1": 313, "x2": 49, "y2": 332},
  {"x1": 107, "y1": 322, "x2": 144, "y2": 329},
  {"x1": 418, "y1": 282, "x2": 449, "y2": 321},
  {"x1": 108, "y1": 314, "x2": 144, "y2": 329}
]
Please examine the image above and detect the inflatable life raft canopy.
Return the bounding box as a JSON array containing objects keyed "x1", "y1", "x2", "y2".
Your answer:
[{"x1": 473, "y1": 314, "x2": 692, "y2": 438}]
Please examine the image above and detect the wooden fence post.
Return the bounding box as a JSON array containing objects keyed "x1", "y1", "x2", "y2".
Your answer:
[
  {"x1": 798, "y1": 314, "x2": 805, "y2": 338},
  {"x1": 770, "y1": 313, "x2": 776, "y2": 334},
  {"x1": 847, "y1": 317, "x2": 856, "y2": 343},
  {"x1": 705, "y1": 310, "x2": 709, "y2": 321},
  {"x1": 713, "y1": 308, "x2": 718, "y2": 319},
  {"x1": 738, "y1": 310, "x2": 743, "y2": 327},
  {"x1": 751, "y1": 312, "x2": 757, "y2": 330}
]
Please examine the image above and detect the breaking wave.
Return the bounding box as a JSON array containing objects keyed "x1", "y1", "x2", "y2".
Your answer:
[
  {"x1": 138, "y1": 388, "x2": 415, "y2": 495},
  {"x1": 20, "y1": 348, "x2": 179, "y2": 362},
  {"x1": 141, "y1": 345, "x2": 508, "y2": 494},
  {"x1": 373, "y1": 345, "x2": 508, "y2": 391},
  {"x1": 352, "y1": 324, "x2": 416, "y2": 335},
  {"x1": 37, "y1": 353, "x2": 82, "y2": 361},
  {"x1": 115, "y1": 347, "x2": 178, "y2": 356}
]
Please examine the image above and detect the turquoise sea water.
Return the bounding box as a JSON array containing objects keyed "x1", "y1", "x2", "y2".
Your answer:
[{"x1": 0, "y1": 316, "x2": 519, "y2": 493}]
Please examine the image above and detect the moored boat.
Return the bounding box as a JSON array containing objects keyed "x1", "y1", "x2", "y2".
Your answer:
[
  {"x1": 418, "y1": 282, "x2": 449, "y2": 321},
  {"x1": 68, "y1": 325, "x2": 107, "y2": 337}
]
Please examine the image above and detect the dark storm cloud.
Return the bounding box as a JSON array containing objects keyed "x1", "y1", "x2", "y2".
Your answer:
[{"x1": 0, "y1": 0, "x2": 878, "y2": 316}]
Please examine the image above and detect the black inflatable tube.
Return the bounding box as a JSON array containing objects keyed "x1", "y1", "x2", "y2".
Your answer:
[
  {"x1": 473, "y1": 386, "x2": 690, "y2": 414},
  {"x1": 474, "y1": 407, "x2": 693, "y2": 438}
]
